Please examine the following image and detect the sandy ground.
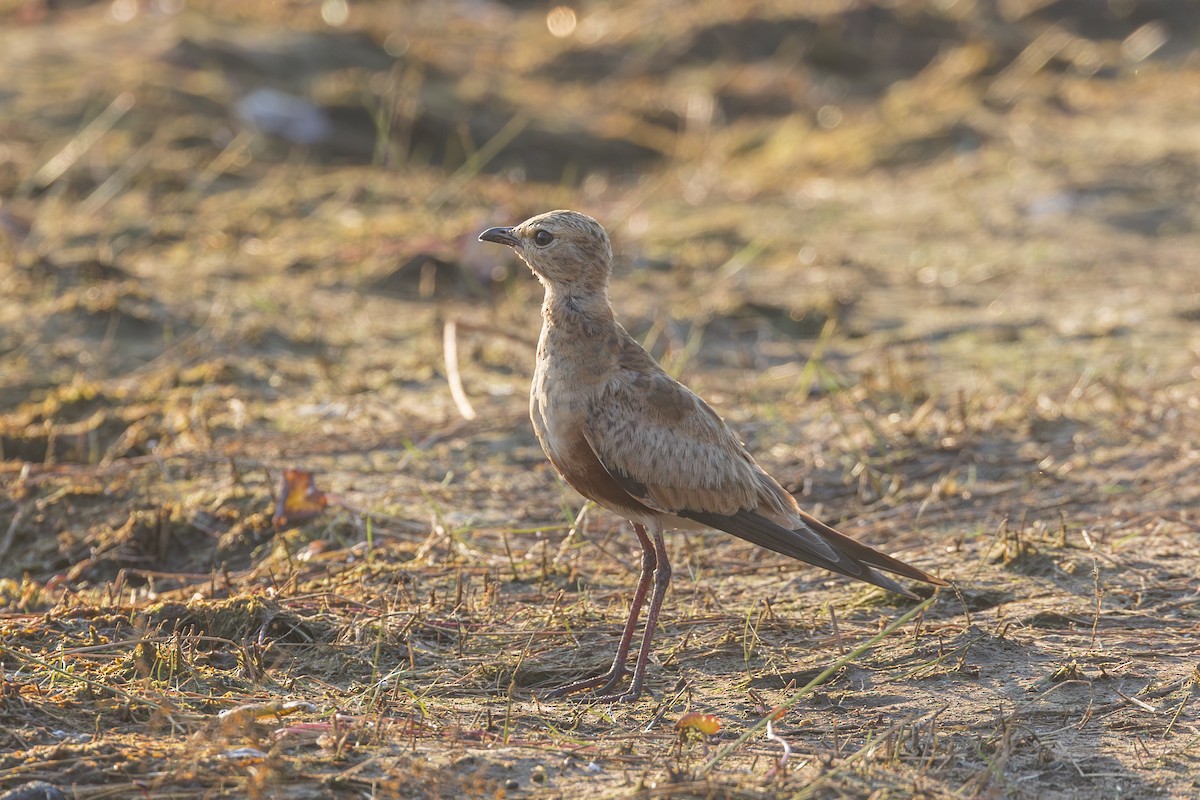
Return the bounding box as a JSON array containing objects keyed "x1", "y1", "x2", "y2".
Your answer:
[{"x1": 1, "y1": 1, "x2": 1199, "y2": 798}]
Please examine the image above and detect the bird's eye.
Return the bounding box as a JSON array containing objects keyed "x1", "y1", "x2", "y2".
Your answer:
[{"x1": 533, "y1": 230, "x2": 554, "y2": 247}]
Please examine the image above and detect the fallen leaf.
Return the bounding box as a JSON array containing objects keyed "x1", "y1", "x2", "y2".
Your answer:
[
  {"x1": 676, "y1": 712, "x2": 721, "y2": 736},
  {"x1": 273, "y1": 469, "x2": 329, "y2": 527}
]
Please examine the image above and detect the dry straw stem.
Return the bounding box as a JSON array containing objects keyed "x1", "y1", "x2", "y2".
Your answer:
[
  {"x1": 703, "y1": 594, "x2": 938, "y2": 773},
  {"x1": 426, "y1": 113, "x2": 531, "y2": 208},
  {"x1": 442, "y1": 319, "x2": 477, "y2": 421},
  {"x1": 29, "y1": 91, "x2": 135, "y2": 190},
  {"x1": 793, "y1": 708, "x2": 944, "y2": 799},
  {"x1": 0, "y1": 642, "x2": 186, "y2": 723}
]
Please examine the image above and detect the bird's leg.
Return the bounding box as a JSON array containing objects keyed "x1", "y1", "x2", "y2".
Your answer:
[
  {"x1": 596, "y1": 525, "x2": 671, "y2": 703},
  {"x1": 547, "y1": 522, "x2": 656, "y2": 698}
]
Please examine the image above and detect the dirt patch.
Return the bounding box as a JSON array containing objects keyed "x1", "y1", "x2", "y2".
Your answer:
[{"x1": 2, "y1": 1, "x2": 1199, "y2": 798}]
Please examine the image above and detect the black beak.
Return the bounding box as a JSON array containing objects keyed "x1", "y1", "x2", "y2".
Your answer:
[{"x1": 478, "y1": 226, "x2": 520, "y2": 247}]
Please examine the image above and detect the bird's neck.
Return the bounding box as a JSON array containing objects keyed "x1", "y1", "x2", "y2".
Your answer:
[{"x1": 541, "y1": 285, "x2": 615, "y2": 333}]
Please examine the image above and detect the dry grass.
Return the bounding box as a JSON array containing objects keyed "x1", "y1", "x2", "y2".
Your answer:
[{"x1": 2, "y1": 1, "x2": 1199, "y2": 798}]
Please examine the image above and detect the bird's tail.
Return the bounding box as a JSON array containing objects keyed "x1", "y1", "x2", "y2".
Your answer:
[{"x1": 681, "y1": 508, "x2": 946, "y2": 599}]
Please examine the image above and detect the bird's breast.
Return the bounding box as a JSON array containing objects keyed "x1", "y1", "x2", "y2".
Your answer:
[
  {"x1": 529, "y1": 355, "x2": 655, "y2": 521},
  {"x1": 529, "y1": 358, "x2": 585, "y2": 465}
]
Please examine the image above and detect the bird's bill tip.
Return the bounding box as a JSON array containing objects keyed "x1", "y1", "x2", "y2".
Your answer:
[{"x1": 478, "y1": 226, "x2": 520, "y2": 247}]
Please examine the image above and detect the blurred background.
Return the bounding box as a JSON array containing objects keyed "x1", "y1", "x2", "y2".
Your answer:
[
  {"x1": 2, "y1": 3, "x2": 1200, "y2": 796},
  {"x1": 4, "y1": 0, "x2": 1198, "y2": 441}
]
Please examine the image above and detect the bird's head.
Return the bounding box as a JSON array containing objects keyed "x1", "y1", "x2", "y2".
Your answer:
[{"x1": 479, "y1": 209, "x2": 612, "y2": 293}]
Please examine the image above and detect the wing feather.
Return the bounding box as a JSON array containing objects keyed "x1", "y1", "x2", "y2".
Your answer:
[{"x1": 584, "y1": 363, "x2": 765, "y2": 516}]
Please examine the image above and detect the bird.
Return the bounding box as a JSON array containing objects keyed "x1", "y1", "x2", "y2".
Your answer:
[{"x1": 479, "y1": 210, "x2": 946, "y2": 702}]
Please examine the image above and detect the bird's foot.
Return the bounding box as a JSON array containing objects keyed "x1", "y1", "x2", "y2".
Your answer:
[
  {"x1": 545, "y1": 666, "x2": 631, "y2": 699},
  {"x1": 590, "y1": 684, "x2": 647, "y2": 703}
]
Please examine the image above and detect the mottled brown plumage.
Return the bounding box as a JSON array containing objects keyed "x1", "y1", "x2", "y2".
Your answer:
[{"x1": 480, "y1": 209, "x2": 946, "y2": 702}]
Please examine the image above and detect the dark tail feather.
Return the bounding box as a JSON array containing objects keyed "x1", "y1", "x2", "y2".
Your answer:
[
  {"x1": 793, "y1": 509, "x2": 948, "y2": 587},
  {"x1": 681, "y1": 508, "x2": 946, "y2": 599}
]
